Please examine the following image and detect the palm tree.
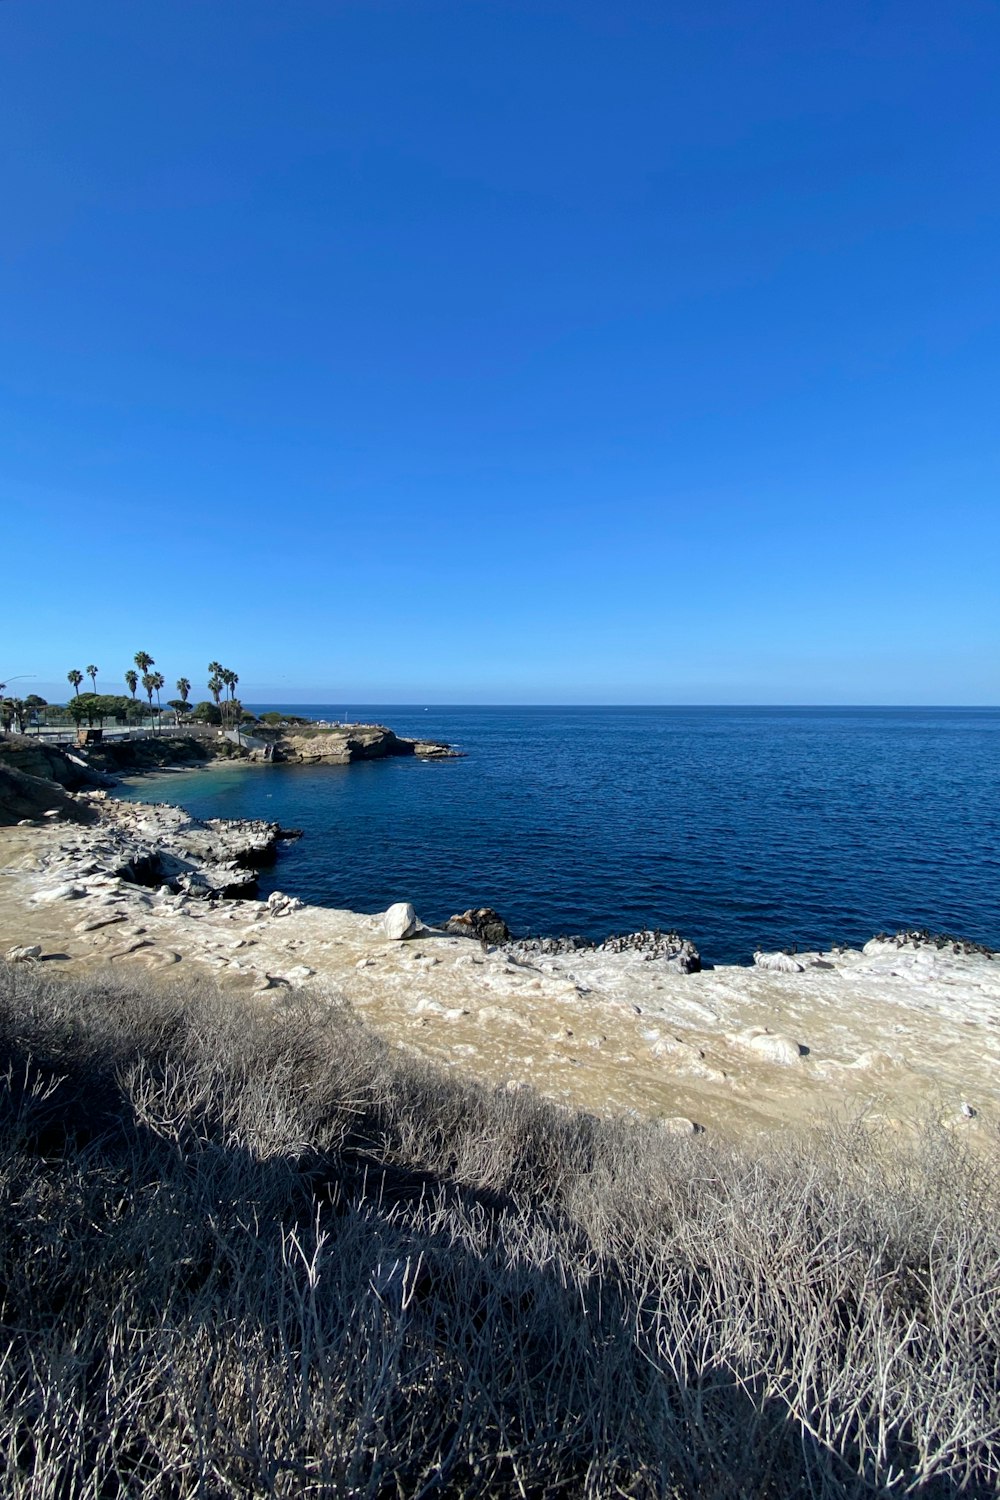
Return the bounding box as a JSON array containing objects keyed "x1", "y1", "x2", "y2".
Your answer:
[
  {"x1": 86, "y1": 665, "x2": 99, "y2": 693},
  {"x1": 207, "y1": 661, "x2": 224, "y2": 726},
  {"x1": 208, "y1": 674, "x2": 224, "y2": 725},
  {"x1": 150, "y1": 671, "x2": 165, "y2": 733},
  {"x1": 125, "y1": 669, "x2": 138, "y2": 705},
  {"x1": 219, "y1": 668, "x2": 238, "y2": 731},
  {"x1": 141, "y1": 673, "x2": 156, "y2": 730},
  {"x1": 67, "y1": 669, "x2": 83, "y2": 697},
  {"x1": 224, "y1": 670, "x2": 241, "y2": 743},
  {"x1": 134, "y1": 650, "x2": 154, "y2": 680},
  {"x1": 176, "y1": 678, "x2": 191, "y2": 725}
]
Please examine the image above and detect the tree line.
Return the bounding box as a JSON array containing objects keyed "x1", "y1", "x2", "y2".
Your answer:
[{"x1": 1, "y1": 653, "x2": 246, "y2": 735}]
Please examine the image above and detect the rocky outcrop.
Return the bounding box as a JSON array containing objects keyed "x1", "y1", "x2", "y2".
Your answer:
[
  {"x1": 271, "y1": 726, "x2": 460, "y2": 765},
  {"x1": 505, "y1": 928, "x2": 702, "y2": 973},
  {"x1": 23, "y1": 797, "x2": 283, "y2": 902},
  {"x1": 87, "y1": 736, "x2": 217, "y2": 775},
  {"x1": 446, "y1": 907, "x2": 512, "y2": 944},
  {"x1": 2, "y1": 804, "x2": 998, "y2": 1136},
  {"x1": 0, "y1": 735, "x2": 109, "y2": 792},
  {"x1": 864, "y1": 930, "x2": 996, "y2": 958},
  {"x1": 0, "y1": 765, "x2": 98, "y2": 827}
]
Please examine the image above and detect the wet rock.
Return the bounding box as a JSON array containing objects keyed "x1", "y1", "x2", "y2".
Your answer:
[
  {"x1": 505, "y1": 928, "x2": 701, "y2": 972},
  {"x1": 446, "y1": 907, "x2": 511, "y2": 945}
]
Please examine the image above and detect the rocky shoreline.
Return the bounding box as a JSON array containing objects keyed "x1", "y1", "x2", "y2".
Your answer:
[
  {"x1": 1, "y1": 785, "x2": 998, "y2": 1138},
  {"x1": 0, "y1": 724, "x2": 460, "y2": 824}
]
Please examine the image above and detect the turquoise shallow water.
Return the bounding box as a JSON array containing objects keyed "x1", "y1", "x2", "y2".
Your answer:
[{"x1": 119, "y1": 706, "x2": 1000, "y2": 966}]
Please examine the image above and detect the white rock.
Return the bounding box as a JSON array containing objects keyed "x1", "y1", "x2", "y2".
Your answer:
[
  {"x1": 753, "y1": 950, "x2": 805, "y2": 973},
  {"x1": 384, "y1": 902, "x2": 420, "y2": 940},
  {"x1": 5, "y1": 945, "x2": 41, "y2": 963},
  {"x1": 660, "y1": 1115, "x2": 703, "y2": 1135},
  {"x1": 267, "y1": 891, "x2": 303, "y2": 917},
  {"x1": 31, "y1": 883, "x2": 86, "y2": 903},
  {"x1": 283, "y1": 964, "x2": 315, "y2": 986},
  {"x1": 742, "y1": 1030, "x2": 805, "y2": 1065}
]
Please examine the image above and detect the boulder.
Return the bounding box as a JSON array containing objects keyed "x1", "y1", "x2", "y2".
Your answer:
[
  {"x1": 5, "y1": 945, "x2": 41, "y2": 963},
  {"x1": 753, "y1": 950, "x2": 804, "y2": 973},
  {"x1": 384, "y1": 902, "x2": 421, "y2": 940},
  {"x1": 741, "y1": 1030, "x2": 806, "y2": 1065},
  {"x1": 267, "y1": 891, "x2": 304, "y2": 918},
  {"x1": 659, "y1": 1116, "x2": 704, "y2": 1135}
]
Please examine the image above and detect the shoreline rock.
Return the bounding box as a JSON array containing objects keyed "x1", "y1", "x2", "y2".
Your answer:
[
  {"x1": 266, "y1": 725, "x2": 461, "y2": 765},
  {"x1": 1, "y1": 798, "x2": 998, "y2": 1135},
  {"x1": 505, "y1": 928, "x2": 702, "y2": 973}
]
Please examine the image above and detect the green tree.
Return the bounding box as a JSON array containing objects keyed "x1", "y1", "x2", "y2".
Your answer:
[
  {"x1": 86, "y1": 665, "x2": 99, "y2": 693},
  {"x1": 207, "y1": 661, "x2": 225, "y2": 726},
  {"x1": 67, "y1": 694, "x2": 126, "y2": 729},
  {"x1": 134, "y1": 651, "x2": 154, "y2": 679},
  {"x1": 190, "y1": 700, "x2": 222, "y2": 726},
  {"x1": 68, "y1": 693, "x2": 98, "y2": 728},
  {"x1": 208, "y1": 673, "x2": 224, "y2": 724},
  {"x1": 67, "y1": 669, "x2": 83, "y2": 696},
  {"x1": 221, "y1": 668, "x2": 239, "y2": 738},
  {"x1": 125, "y1": 669, "x2": 139, "y2": 704},
  {"x1": 176, "y1": 677, "x2": 191, "y2": 718}
]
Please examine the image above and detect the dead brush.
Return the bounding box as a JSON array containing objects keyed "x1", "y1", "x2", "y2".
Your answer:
[{"x1": 0, "y1": 962, "x2": 997, "y2": 1498}]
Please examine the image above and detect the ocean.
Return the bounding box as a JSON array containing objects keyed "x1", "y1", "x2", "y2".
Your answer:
[{"x1": 118, "y1": 705, "x2": 999, "y2": 966}]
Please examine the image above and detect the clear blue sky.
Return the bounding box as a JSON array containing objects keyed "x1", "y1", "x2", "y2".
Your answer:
[{"x1": 3, "y1": 0, "x2": 998, "y2": 705}]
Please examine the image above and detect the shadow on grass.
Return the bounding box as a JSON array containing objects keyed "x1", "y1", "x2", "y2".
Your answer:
[{"x1": 0, "y1": 963, "x2": 997, "y2": 1498}]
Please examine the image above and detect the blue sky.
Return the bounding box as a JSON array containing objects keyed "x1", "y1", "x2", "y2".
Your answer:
[{"x1": 2, "y1": 0, "x2": 998, "y2": 705}]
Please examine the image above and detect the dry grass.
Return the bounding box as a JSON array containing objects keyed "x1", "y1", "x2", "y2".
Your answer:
[{"x1": 0, "y1": 964, "x2": 997, "y2": 1498}]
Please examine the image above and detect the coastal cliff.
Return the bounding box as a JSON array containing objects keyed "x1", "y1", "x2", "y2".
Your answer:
[
  {"x1": 0, "y1": 724, "x2": 459, "y2": 822},
  {"x1": 262, "y1": 724, "x2": 459, "y2": 765},
  {"x1": 2, "y1": 790, "x2": 997, "y2": 1137}
]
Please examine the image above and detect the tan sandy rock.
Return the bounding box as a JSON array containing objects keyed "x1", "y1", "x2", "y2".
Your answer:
[{"x1": 1, "y1": 802, "x2": 998, "y2": 1140}]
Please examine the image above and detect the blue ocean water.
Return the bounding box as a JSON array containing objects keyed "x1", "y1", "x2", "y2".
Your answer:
[{"x1": 119, "y1": 706, "x2": 999, "y2": 966}]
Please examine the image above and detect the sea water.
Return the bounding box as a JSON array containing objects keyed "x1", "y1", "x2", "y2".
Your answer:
[{"x1": 118, "y1": 706, "x2": 999, "y2": 966}]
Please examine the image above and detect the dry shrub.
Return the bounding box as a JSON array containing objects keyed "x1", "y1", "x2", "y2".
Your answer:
[{"x1": 0, "y1": 963, "x2": 997, "y2": 1498}]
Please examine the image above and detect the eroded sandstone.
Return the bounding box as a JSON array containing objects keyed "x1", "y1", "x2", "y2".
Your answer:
[{"x1": 1, "y1": 796, "x2": 997, "y2": 1140}]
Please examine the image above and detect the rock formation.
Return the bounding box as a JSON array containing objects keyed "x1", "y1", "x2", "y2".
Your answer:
[
  {"x1": 446, "y1": 907, "x2": 511, "y2": 944},
  {"x1": 506, "y1": 928, "x2": 701, "y2": 973},
  {"x1": 1, "y1": 792, "x2": 997, "y2": 1138},
  {"x1": 270, "y1": 726, "x2": 460, "y2": 765}
]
